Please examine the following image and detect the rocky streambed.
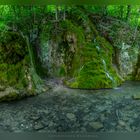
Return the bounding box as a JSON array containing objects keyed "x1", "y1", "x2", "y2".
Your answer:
[{"x1": 0, "y1": 80, "x2": 140, "y2": 132}]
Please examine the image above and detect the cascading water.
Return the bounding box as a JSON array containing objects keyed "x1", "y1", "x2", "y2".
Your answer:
[
  {"x1": 95, "y1": 45, "x2": 116, "y2": 87},
  {"x1": 102, "y1": 59, "x2": 116, "y2": 87},
  {"x1": 96, "y1": 46, "x2": 100, "y2": 52}
]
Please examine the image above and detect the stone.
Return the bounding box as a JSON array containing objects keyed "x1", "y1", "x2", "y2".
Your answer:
[
  {"x1": 100, "y1": 114, "x2": 106, "y2": 121},
  {"x1": 49, "y1": 121, "x2": 55, "y2": 127},
  {"x1": 43, "y1": 110, "x2": 49, "y2": 114},
  {"x1": 34, "y1": 122, "x2": 45, "y2": 130},
  {"x1": 66, "y1": 113, "x2": 76, "y2": 121},
  {"x1": 119, "y1": 43, "x2": 138, "y2": 79},
  {"x1": 0, "y1": 87, "x2": 19, "y2": 102},
  {"x1": 125, "y1": 125, "x2": 132, "y2": 131},
  {"x1": 80, "y1": 127, "x2": 87, "y2": 132},
  {"x1": 118, "y1": 120, "x2": 126, "y2": 127},
  {"x1": 132, "y1": 94, "x2": 140, "y2": 100},
  {"x1": 25, "y1": 126, "x2": 29, "y2": 129},
  {"x1": 0, "y1": 85, "x2": 5, "y2": 91},
  {"x1": 21, "y1": 124, "x2": 24, "y2": 127},
  {"x1": 89, "y1": 122, "x2": 103, "y2": 130},
  {"x1": 133, "y1": 114, "x2": 138, "y2": 118},
  {"x1": 30, "y1": 115, "x2": 40, "y2": 120}
]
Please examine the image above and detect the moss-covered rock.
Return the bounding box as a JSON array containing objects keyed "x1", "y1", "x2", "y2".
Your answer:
[
  {"x1": 39, "y1": 20, "x2": 85, "y2": 77},
  {"x1": 66, "y1": 39, "x2": 122, "y2": 89},
  {"x1": 0, "y1": 32, "x2": 27, "y2": 64},
  {"x1": 0, "y1": 31, "x2": 29, "y2": 89},
  {"x1": 68, "y1": 18, "x2": 123, "y2": 89},
  {"x1": 0, "y1": 85, "x2": 6, "y2": 91},
  {"x1": 0, "y1": 87, "x2": 29, "y2": 102},
  {"x1": 92, "y1": 15, "x2": 139, "y2": 80},
  {"x1": 0, "y1": 62, "x2": 28, "y2": 89},
  {"x1": 0, "y1": 31, "x2": 47, "y2": 101},
  {"x1": 39, "y1": 18, "x2": 123, "y2": 89}
]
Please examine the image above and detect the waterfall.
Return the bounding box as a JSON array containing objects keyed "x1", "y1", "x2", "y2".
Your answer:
[
  {"x1": 25, "y1": 35, "x2": 43, "y2": 90},
  {"x1": 102, "y1": 59, "x2": 116, "y2": 87},
  {"x1": 95, "y1": 44, "x2": 116, "y2": 88},
  {"x1": 96, "y1": 46, "x2": 100, "y2": 52},
  {"x1": 102, "y1": 59, "x2": 107, "y2": 71}
]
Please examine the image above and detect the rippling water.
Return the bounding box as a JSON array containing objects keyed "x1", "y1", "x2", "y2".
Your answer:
[{"x1": 0, "y1": 81, "x2": 140, "y2": 132}]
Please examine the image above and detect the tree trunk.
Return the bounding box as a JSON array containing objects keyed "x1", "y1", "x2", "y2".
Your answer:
[{"x1": 55, "y1": 6, "x2": 58, "y2": 21}]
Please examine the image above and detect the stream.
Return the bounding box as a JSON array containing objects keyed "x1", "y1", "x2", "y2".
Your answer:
[{"x1": 0, "y1": 80, "x2": 140, "y2": 132}]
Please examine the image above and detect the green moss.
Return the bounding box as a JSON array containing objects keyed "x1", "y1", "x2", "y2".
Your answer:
[
  {"x1": 66, "y1": 39, "x2": 122, "y2": 89},
  {"x1": 0, "y1": 31, "x2": 29, "y2": 89},
  {"x1": 0, "y1": 32, "x2": 27, "y2": 64},
  {"x1": 0, "y1": 31, "x2": 42, "y2": 93},
  {"x1": 60, "y1": 20, "x2": 85, "y2": 44},
  {"x1": 0, "y1": 30, "x2": 49, "y2": 102},
  {"x1": 0, "y1": 61, "x2": 28, "y2": 89}
]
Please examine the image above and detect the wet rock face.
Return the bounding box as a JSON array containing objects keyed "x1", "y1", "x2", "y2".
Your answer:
[
  {"x1": 119, "y1": 43, "x2": 138, "y2": 79},
  {"x1": 39, "y1": 20, "x2": 82, "y2": 77},
  {"x1": 39, "y1": 40, "x2": 65, "y2": 77},
  {"x1": 39, "y1": 36, "x2": 77, "y2": 77},
  {"x1": 92, "y1": 15, "x2": 140, "y2": 81}
]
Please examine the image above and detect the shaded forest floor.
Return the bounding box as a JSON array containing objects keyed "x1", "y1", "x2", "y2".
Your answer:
[{"x1": 0, "y1": 80, "x2": 140, "y2": 132}]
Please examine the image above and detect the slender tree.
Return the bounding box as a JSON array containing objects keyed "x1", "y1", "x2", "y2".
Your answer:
[{"x1": 55, "y1": 6, "x2": 58, "y2": 21}]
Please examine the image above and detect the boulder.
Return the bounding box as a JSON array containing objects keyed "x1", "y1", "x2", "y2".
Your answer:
[
  {"x1": 132, "y1": 93, "x2": 140, "y2": 100},
  {"x1": 89, "y1": 121, "x2": 104, "y2": 130}
]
